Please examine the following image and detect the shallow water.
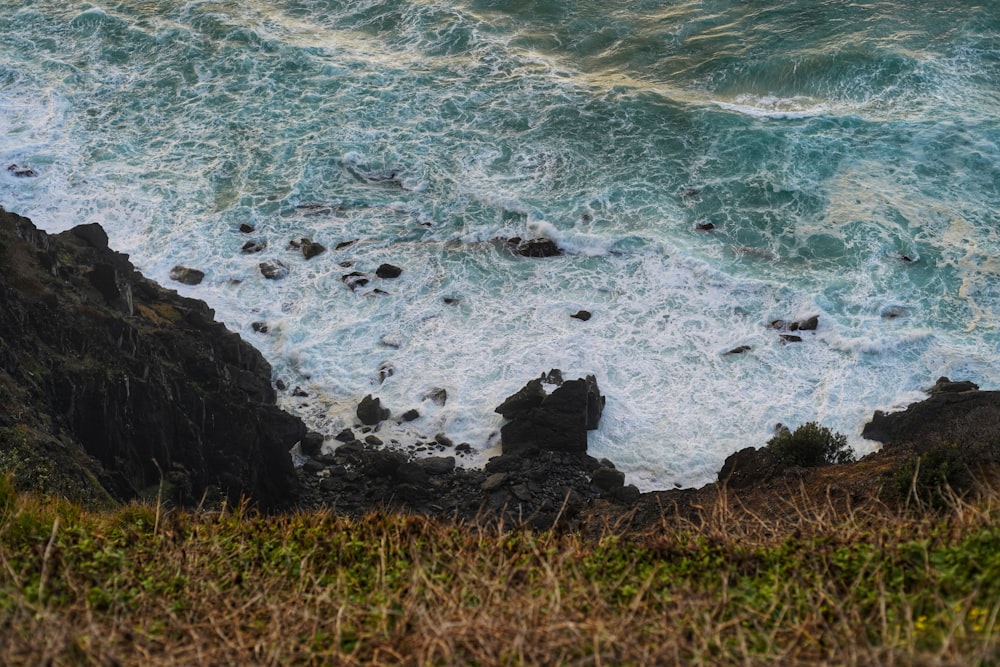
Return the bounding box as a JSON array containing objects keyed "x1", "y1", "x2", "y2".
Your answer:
[{"x1": 2, "y1": 0, "x2": 998, "y2": 489}]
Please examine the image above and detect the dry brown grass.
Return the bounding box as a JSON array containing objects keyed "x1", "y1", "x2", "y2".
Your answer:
[{"x1": 1, "y1": 475, "x2": 999, "y2": 666}]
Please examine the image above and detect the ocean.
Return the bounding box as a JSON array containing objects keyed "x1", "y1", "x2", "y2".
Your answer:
[{"x1": 1, "y1": 0, "x2": 998, "y2": 490}]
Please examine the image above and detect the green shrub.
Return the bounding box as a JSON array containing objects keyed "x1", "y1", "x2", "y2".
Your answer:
[
  {"x1": 895, "y1": 443, "x2": 971, "y2": 509},
  {"x1": 765, "y1": 422, "x2": 855, "y2": 467}
]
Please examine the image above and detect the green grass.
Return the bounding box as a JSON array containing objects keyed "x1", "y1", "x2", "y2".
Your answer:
[{"x1": 1, "y1": 473, "x2": 999, "y2": 665}]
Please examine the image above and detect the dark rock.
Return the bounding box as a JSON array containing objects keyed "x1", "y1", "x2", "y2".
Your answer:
[
  {"x1": 71, "y1": 223, "x2": 110, "y2": 250},
  {"x1": 275, "y1": 379, "x2": 287, "y2": 391},
  {"x1": 718, "y1": 446, "x2": 783, "y2": 488},
  {"x1": 422, "y1": 387, "x2": 448, "y2": 406},
  {"x1": 88, "y1": 263, "x2": 134, "y2": 315},
  {"x1": 443, "y1": 297, "x2": 460, "y2": 305},
  {"x1": 300, "y1": 238, "x2": 326, "y2": 259},
  {"x1": 334, "y1": 428, "x2": 356, "y2": 443},
  {"x1": 456, "y1": 443, "x2": 472, "y2": 454},
  {"x1": 0, "y1": 210, "x2": 303, "y2": 509},
  {"x1": 364, "y1": 435, "x2": 383, "y2": 447},
  {"x1": 302, "y1": 459, "x2": 326, "y2": 474},
  {"x1": 395, "y1": 462, "x2": 430, "y2": 485},
  {"x1": 495, "y1": 378, "x2": 547, "y2": 420},
  {"x1": 169, "y1": 265, "x2": 205, "y2": 285},
  {"x1": 499, "y1": 374, "x2": 605, "y2": 455},
  {"x1": 724, "y1": 345, "x2": 751, "y2": 356},
  {"x1": 259, "y1": 260, "x2": 289, "y2": 280},
  {"x1": 241, "y1": 240, "x2": 266, "y2": 254},
  {"x1": 292, "y1": 386, "x2": 309, "y2": 397},
  {"x1": 511, "y1": 238, "x2": 562, "y2": 258},
  {"x1": 571, "y1": 310, "x2": 592, "y2": 321},
  {"x1": 300, "y1": 431, "x2": 325, "y2": 457},
  {"x1": 377, "y1": 363, "x2": 394, "y2": 384},
  {"x1": 335, "y1": 441, "x2": 364, "y2": 457},
  {"x1": 362, "y1": 450, "x2": 407, "y2": 477},
  {"x1": 780, "y1": 335, "x2": 802, "y2": 344},
  {"x1": 401, "y1": 409, "x2": 420, "y2": 422},
  {"x1": 790, "y1": 316, "x2": 819, "y2": 331},
  {"x1": 683, "y1": 188, "x2": 701, "y2": 196},
  {"x1": 434, "y1": 433, "x2": 455, "y2": 448},
  {"x1": 342, "y1": 272, "x2": 369, "y2": 290},
  {"x1": 591, "y1": 466, "x2": 625, "y2": 491},
  {"x1": 610, "y1": 484, "x2": 641, "y2": 504},
  {"x1": 239, "y1": 223, "x2": 255, "y2": 233},
  {"x1": 251, "y1": 321, "x2": 268, "y2": 333},
  {"x1": 695, "y1": 222, "x2": 715, "y2": 231},
  {"x1": 376, "y1": 263, "x2": 403, "y2": 279},
  {"x1": 510, "y1": 483, "x2": 533, "y2": 501},
  {"x1": 7, "y1": 163, "x2": 38, "y2": 178},
  {"x1": 357, "y1": 394, "x2": 390, "y2": 426},
  {"x1": 862, "y1": 377, "x2": 998, "y2": 450},
  {"x1": 481, "y1": 472, "x2": 509, "y2": 491},
  {"x1": 420, "y1": 456, "x2": 456, "y2": 475},
  {"x1": 335, "y1": 240, "x2": 357, "y2": 250}
]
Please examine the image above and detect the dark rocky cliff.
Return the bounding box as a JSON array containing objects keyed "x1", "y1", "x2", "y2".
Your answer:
[{"x1": 0, "y1": 209, "x2": 303, "y2": 509}]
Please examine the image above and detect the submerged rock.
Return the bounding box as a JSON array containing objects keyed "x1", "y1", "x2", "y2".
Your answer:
[
  {"x1": 259, "y1": 260, "x2": 289, "y2": 280},
  {"x1": 376, "y1": 263, "x2": 403, "y2": 279}
]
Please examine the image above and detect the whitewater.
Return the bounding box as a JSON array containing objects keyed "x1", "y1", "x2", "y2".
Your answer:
[{"x1": 1, "y1": 0, "x2": 998, "y2": 490}]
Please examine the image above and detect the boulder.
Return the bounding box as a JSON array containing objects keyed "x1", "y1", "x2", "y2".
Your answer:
[
  {"x1": 717, "y1": 446, "x2": 783, "y2": 489},
  {"x1": 376, "y1": 263, "x2": 403, "y2": 279},
  {"x1": 169, "y1": 265, "x2": 205, "y2": 285},
  {"x1": 571, "y1": 310, "x2": 592, "y2": 321},
  {"x1": 300, "y1": 238, "x2": 326, "y2": 260},
  {"x1": 259, "y1": 260, "x2": 289, "y2": 280},
  {"x1": 511, "y1": 238, "x2": 562, "y2": 258},
  {"x1": 300, "y1": 431, "x2": 325, "y2": 457},
  {"x1": 357, "y1": 394, "x2": 390, "y2": 425},
  {"x1": 497, "y1": 373, "x2": 605, "y2": 455}
]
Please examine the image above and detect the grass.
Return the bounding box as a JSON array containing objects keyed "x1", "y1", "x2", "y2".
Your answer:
[{"x1": 1, "y1": 474, "x2": 999, "y2": 666}]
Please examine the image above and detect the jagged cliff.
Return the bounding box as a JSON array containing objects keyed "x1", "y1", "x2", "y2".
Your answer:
[{"x1": 0, "y1": 209, "x2": 304, "y2": 509}]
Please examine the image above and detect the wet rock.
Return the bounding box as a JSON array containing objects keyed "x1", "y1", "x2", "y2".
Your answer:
[
  {"x1": 495, "y1": 378, "x2": 547, "y2": 420},
  {"x1": 377, "y1": 363, "x2": 394, "y2": 384},
  {"x1": 511, "y1": 238, "x2": 562, "y2": 258},
  {"x1": 695, "y1": 222, "x2": 715, "y2": 231},
  {"x1": 401, "y1": 409, "x2": 420, "y2": 422},
  {"x1": 443, "y1": 297, "x2": 460, "y2": 305},
  {"x1": 300, "y1": 431, "x2": 325, "y2": 457},
  {"x1": 335, "y1": 240, "x2": 357, "y2": 250},
  {"x1": 376, "y1": 263, "x2": 403, "y2": 279},
  {"x1": 169, "y1": 265, "x2": 205, "y2": 285},
  {"x1": 780, "y1": 334, "x2": 802, "y2": 344},
  {"x1": 422, "y1": 387, "x2": 448, "y2": 406},
  {"x1": 300, "y1": 238, "x2": 326, "y2": 259},
  {"x1": 790, "y1": 315, "x2": 819, "y2": 331},
  {"x1": 357, "y1": 394, "x2": 390, "y2": 426},
  {"x1": 333, "y1": 428, "x2": 357, "y2": 442},
  {"x1": 571, "y1": 310, "x2": 592, "y2": 321},
  {"x1": 434, "y1": 433, "x2": 455, "y2": 448},
  {"x1": 251, "y1": 321, "x2": 268, "y2": 333},
  {"x1": 239, "y1": 223, "x2": 255, "y2": 233},
  {"x1": 395, "y1": 462, "x2": 430, "y2": 485},
  {"x1": 259, "y1": 260, "x2": 289, "y2": 280},
  {"x1": 364, "y1": 435, "x2": 383, "y2": 447},
  {"x1": 7, "y1": 163, "x2": 38, "y2": 178},
  {"x1": 241, "y1": 240, "x2": 266, "y2": 254},
  {"x1": 342, "y1": 272, "x2": 369, "y2": 291},
  {"x1": 724, "y1": 345, "x2": 751, "y2": 356}
]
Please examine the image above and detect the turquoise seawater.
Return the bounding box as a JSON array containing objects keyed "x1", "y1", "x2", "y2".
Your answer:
[{"x1": 1, "y1": 0, "x2": 998, "y2": 489}]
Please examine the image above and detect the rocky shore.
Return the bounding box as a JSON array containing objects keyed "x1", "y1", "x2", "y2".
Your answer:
[{"x1": 2, "y1": 209, "x2": 999, "y2": 528}]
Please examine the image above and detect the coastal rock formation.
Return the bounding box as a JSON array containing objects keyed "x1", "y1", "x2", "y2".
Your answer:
[
  {"x1": 862, "y1": 377, "x2": 1000, "y2": 452},
  {"x1": 0, "y1": 209, "x2": 303, "y2": 509},
  {"x1": 496, "y1": 371, "x2": 605, "y2": 455}
]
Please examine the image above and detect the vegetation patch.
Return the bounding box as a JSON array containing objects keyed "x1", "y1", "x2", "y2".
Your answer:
[
  {"x1": 1, "y1": 474, "x2": 999, "y2": 665},
  {"x1": 765, "y1": 421, "x2": 855, "y2": 467}
]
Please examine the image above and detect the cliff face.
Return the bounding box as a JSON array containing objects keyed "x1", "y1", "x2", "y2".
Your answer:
[{"x1": 0, "y1": 209, "x2": 303, "y2": 509}]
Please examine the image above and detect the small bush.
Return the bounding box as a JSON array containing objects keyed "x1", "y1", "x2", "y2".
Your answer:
[
  {"x1": 765, "y1": 422, "x2": 855, "y2": 467},
  {"x1": 895, "y1": 443, "x2": 971, "y2": 509}
]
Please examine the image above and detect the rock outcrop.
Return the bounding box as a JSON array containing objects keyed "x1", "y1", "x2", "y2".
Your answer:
[
  {"x1": 0, "y1": 209, "x2": 303, "y2": 509},
  {"x1": 496, "y1": 371, "x2": 605, "y2": 455}
]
